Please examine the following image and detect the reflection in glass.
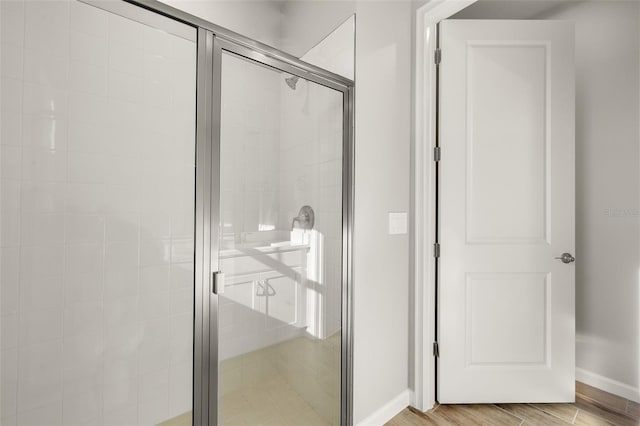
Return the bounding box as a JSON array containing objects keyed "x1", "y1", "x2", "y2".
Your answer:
[
  {"x1": 0, "y1": 1, "x2": 197, "y2": 425},
  {"x1": 219, "y1": 52, "x2": 343, "y2": 425}
]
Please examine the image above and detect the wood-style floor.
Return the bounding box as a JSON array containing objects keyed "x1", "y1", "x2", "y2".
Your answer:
[{"x1": 387, "y1": 382, "x2": 640, "y2": 426}]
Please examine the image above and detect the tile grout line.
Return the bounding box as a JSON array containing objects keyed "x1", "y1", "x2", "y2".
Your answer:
[
  {"x1": 525, "y1": 402, "x2": 575, "y2": 425},
  {"x1": 571, "y1": 408, "x2": 579, "y2": 424},
  {"x1": 577, "y1": 382, "x2": 638, "y2": 419},
  {"x1": 393, "y1": 388, "x2": 639, "y2": 426},
  {"x1": 458, "y1": 403, "x2": 522, "y2": 425},
  {"x1": 577, "y1": 392, "x2": 637, "y2": 421},
  {"x1": 623, "y1": 399, "x2": 640, "y2": 420},
  {"x1": 493, "y1": 403, "x2": 526, "y2": 422}
]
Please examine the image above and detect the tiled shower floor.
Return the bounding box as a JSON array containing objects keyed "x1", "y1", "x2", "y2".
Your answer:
[{"x1": 160, "y1": 333, "x2": 341, "y2": 426}]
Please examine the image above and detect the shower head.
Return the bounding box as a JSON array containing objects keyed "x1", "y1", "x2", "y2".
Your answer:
[{"x1": 285, "y1": 76, "x2": 299, "y2": 90}]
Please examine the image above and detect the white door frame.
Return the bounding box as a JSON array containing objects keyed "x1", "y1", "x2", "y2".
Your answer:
[{"x1": 411, "y1": 0, "x2": 477, "y2": 411}]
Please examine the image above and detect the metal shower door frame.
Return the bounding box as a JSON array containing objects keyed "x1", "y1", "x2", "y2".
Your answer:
[
  {"x1": 78, "y1": 1, "x2": 355, "y2": 424},
  {"x1": 205, "y1": 35, "x2": 355, "y2": 426}
]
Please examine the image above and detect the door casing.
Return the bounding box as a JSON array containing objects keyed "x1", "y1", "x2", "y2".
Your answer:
[{"x1": 412, "y1": 0, "x2": 478, "y2": 411}]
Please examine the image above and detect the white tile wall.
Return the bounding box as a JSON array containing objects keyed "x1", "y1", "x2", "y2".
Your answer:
[
  {"x1": 301, "y1": 32, "x2": 349, "y2": 337},
  {"x1": 0, "y1": 1, "x2": 197, "y2": 424},
  {"x1": 279, "y1": 79, "x2": 344, "y2": 337},
  {"x1": 220, "y1": 53, "x2": 282, "y2": 242},
  {"x1": 218, "y1": 41, "x2": 344, "y2": 358}
]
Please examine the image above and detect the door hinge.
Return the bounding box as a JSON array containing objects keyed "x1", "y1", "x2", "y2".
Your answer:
[
  {"x1": 433, "y1": 146, "x2": 441, "y2": 162},
  {"x1": 434, "y1": 242, "x2": 441, "y2": 258},
  {"x1": 434, "y1": 48, "x2": 442, "y2": 65},
  {"x1": 433, "y1": 341, "x2": 439, "y2": 357}
]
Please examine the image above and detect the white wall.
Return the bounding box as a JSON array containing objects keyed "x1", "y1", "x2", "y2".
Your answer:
[
  {"x1": 300, "y1": 15, "x2": 355, "y2": 81},
  {"x1": 280, "y1": 1, "x2": 356, "y2": 58},
  {"x1": 453, "y1": 0, "x2": 640, "y2": 397},
  {"x1": 353, "y1": 3, "x2": 412, "y2": 420},
  {"x1": 543, "y1": 0, "x2": 640, "y2": 397}
]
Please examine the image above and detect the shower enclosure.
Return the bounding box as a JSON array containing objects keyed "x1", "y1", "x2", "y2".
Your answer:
[{"x1": 0, "y1": 0, "x2": 354, "y2": 425}]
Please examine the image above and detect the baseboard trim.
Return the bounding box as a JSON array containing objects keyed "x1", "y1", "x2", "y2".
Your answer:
[
  {"x1": 576, "y1": 367, "x2": 640, "y2": 403},
  {"x1": 356, "y1": 389, "x2": 411, "y2": 426}
]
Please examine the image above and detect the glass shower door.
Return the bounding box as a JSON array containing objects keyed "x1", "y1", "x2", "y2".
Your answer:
[
  {"x1": 216, "y1": 48, "x2": 346, "y2": 425},
  {"x1": 0, "y1": 1, "x2": 197, "y2": 424}
]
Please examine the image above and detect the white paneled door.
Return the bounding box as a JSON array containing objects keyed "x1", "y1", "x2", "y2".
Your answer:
[{"x1": 438, "y1": 20, "x2": 575, "y2": 403}]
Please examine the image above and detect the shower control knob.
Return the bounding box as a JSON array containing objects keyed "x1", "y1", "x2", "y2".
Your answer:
[{"x1": 554, "y1": 253, "x2": 575, "y2": 264}]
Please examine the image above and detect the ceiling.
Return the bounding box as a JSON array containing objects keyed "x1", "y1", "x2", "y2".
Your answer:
[{"x1": 452, "y1": 0, "x2": 580, "y2": 20}]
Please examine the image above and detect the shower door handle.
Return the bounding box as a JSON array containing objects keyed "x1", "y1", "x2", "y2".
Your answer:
[{"x1": 212, "y1": 271, "x2": 225, "y2": 294}]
